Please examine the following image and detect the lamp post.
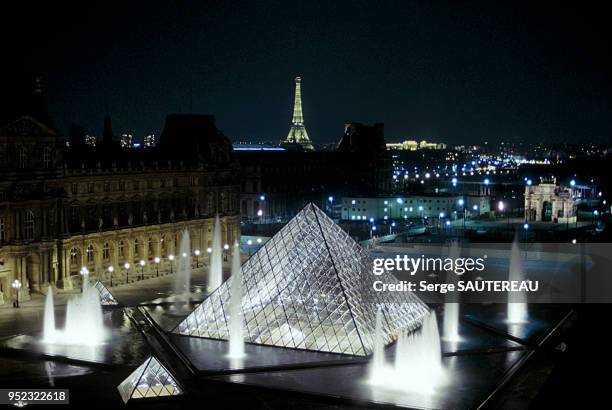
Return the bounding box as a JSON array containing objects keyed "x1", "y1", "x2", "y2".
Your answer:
[
  {"x1": 223, "y1": 243, "x2": 229, "y2": 261},
  {"x1": 257, "y1": 209, "x2": 263, "y2": 224},
  {"x1": 168, "y1": 254, "x2": 174, "y2": 274},
  {"x1": 328, "y1": 196, "x2": 334, "y2": 217},
  {"x1": 194, "y1": 249, "x2": 201, "y2": 268},
  {"x1": 124, "y1": 262, "x2": 130, "y2": 283},
  {"x1": 108, "y1": 265, "x2": 114, "y2": 287},
  {"x1": 247, "y1": 240, "x2": 253, "y2": 256},
  {"x1": 458, "y1": 198, "x2": 466, "y2": 230},
  {"x1": 154, "y1": 257, "x2": 160, "y2": 277},
  {"x1": 12, "y1": 279, "x2": 22, "y2": 308},
  {"x1": 139, "y1": 259, "x2": 145, "y2": 280},
  {"x1": 498, "y1": 201, "x2": 509, "y2": 230},
  {"x1": 206, "y1": 247, "x2": 212, "y2": 266}
]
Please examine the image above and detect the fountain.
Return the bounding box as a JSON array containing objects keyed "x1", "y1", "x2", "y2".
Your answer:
[
  {"x1": 227, "y1": 245, "x2": 245, "y2": 358},
  {"x1": 42, "y1": 287, "x2": 56, "y2": 343},
  {"x1": 174, "y1": 228, "x2": 192, "y2": 295},
  {"x1": 208, "y1": 215, "x2": 223, "y2": 292},
  {"x1": 368, "y1": 309, "x2": 385, "y2": 380},
  {"x1": 443, "y1": 241, "x2": 461, "y2": 341},
  {"x1": 368, "y1": 311, "x2": 446, "y2": 393},
  {"x1": 507, "y1": 240, "x2": 528, "y2": 323},
  {"x1": 42, "y1": 272, "x2": 106, "y2": 346}
]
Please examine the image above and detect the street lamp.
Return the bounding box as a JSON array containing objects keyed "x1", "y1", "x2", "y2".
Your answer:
[
  {"x1": 168, "y1": 254, "x2": 174, "y2": 274},
  {"x1": 108, "y1": 265, "x2": 114, "y2": 287},
  {"x1": 247, "y1": 239, "x2": 253, "y2": 256},
  {"x1": 154, "y1": 257, "x2": 160, "y2": 277},
  {"x1": 458, "y1": 199, "x2": 466, "y2": 230},
  {"x1": 194, "y1": 249, "x2": 201, "y2": 268},
  {"x1": 12, "y1": 279, "x2": 22, "y2": 308},
  {"x1": 139, "y1": 259, "x2": 145, "y2": 280},
  {"x1": 328, "y1": 196, "x2": 334, "y2": 216},
  {"x1": 124, "y1": 262, "x2": 130, "y2": 283}
]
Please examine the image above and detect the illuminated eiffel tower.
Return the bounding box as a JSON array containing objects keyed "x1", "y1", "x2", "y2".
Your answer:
[{"x1": 283, "y1": 76, "x2": 314, "y2": 151}]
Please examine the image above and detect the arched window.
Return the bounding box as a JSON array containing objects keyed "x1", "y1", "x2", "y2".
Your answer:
[
  {"x1": 86, "y1": 244, "x2": 94, "y2": 262},
  {"x1": 119, "y1": 240, "x2": 125, "y2": 258},
  {"x1": 24, "y1": 210, "x2": 35, "y2": 240},
  {"x1": 148, "y1": 237, "x2": 154, "y2": 257},
  {"x1": 134, "y1": 238, "x2": 139, "y2": 257},
  {"x1": 102, "y1": 242, "x2": 110, "y2": 260},
  {"x1": 18, "y1": 147, "x2": 28, "y2": 169},
  {"x1": 70, "y1": 248, "x2": 79, "y2": 265}
]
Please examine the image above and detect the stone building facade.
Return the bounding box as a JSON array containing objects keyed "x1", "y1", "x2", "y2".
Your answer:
[
  {"x1": 524, "y1": 182, "x2": 576, "y2": 224},
  {"x1": 0, "y1": 102, "x2": 239, "y2": 303}
]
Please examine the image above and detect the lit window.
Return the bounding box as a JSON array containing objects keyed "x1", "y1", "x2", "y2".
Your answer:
[
  {"x1": 70, "y1": 248, "x2": 79, "y2": 265},
  {"x1": 87, "y1": 244, "x2": 94, "y2": 262}
]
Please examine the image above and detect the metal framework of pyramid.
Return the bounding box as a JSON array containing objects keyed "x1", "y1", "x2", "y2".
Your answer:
[
  {"x1": 92, "y1": 280, "x2": 119, "y2": 306},
  {"x1": 173, "y1": 203, "x2": 429, "y2": 356},
  {"x1": 117, "y1": 356, "x2": 183, "y2": 404}
]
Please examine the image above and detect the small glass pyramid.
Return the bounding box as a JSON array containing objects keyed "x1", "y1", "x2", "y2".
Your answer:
[
  {"x1": 92, "y1": 280, "x2": 119, "y2": 306},
  {"x1": 173, "y1": 203, "x2": 429, "y2": 356},
  {"x1": 117, "y1": 356, "x2": 183, "y2": 404}
]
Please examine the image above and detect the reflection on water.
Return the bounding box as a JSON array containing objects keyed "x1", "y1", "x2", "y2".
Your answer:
[{"x1": 4, "y1": 309, "x2": 149, "y2": 367}]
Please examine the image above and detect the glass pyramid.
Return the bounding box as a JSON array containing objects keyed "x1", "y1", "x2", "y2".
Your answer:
[
  {"x1": 173, "y1": 203, "x2": 429, "y2": 356},
  {"x1": 117, "y1": 356, "x2": 183, "y2": 404},
  {"x1": 92, "y1": 280, "x2": 119, "y2": 306}
]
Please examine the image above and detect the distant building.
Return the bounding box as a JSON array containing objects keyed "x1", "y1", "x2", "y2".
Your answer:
[
  {"x1": 281, "y1": 76, "x2": 314, "y2": 151},
  {"x1": 120, "y1": 133, "x2": 133, "y2": 148},
  {"x1": 84, "y1": 134, "x2": 97, "y2": 147},
  {"x1": 237, "y1": 122, "x2": 393, "y2": 222},
  {"x1": 340, "y1": 194, "x2": 489, "y2": 221},
  {"x1": 386, "y1": 139, "x2": 447, "y2": 151},
  {"x1": 524, "y1": 181, "x2": 576, "y2": 223},
  {"x1": 143, "y1": 134, "x2": 156, "y2": 148}
]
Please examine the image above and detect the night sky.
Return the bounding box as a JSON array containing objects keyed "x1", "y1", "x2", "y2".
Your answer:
[{"x1": 5, "y1": 0, "x2": 612, "y2": 145}]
